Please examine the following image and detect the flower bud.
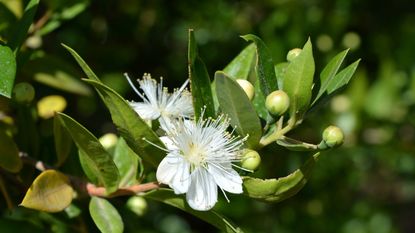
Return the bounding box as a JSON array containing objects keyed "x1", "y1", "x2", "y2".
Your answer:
[
  {"x1": 265, "y1": 90, "x2": 290, "y2": 116},
  {"x1": 12, "y1": 82, "x2": 35, "y2": 104},
  {"x1": 236, "y1": 79, "x2": 255, "y2": 100},
  {"x1": 322, "y1": 125, "x2": 344, "y2": 148},
  {"x1": 126, "y1": 196, "x2": 148, "y2": 216},
  {"x1": 241, "y1": 149, "x2": 261, "y2": 171},
  {"x1": 99, "y1": 133, "x2": 118, "y2": 150},
  {"x1": 286, "y1": 48, "x2": 302, "y2": 62}
]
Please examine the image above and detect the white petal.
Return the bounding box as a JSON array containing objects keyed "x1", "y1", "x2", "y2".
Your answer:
[
  {"x1": 186, "y1": 168, "x2": 218, "y2": 211},
  {"x1": 208, "y1": 163, "x2": 243, "y2": 194},
  {"x1": 129, "y1": 102, "x2": 160, "y2": 120},
  {"x1": 156, "y1": 153, "x2": 180, "y2": 185},
  {"x1": 170, "y1": 159, "x2": 191, "y2": 194},
  {"x1": 159, "y1": 136, "x2": 178, "y2": 150}
]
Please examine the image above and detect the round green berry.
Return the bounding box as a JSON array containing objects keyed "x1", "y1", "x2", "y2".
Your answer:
[
  {"x1": 265, "y1": 90, "x2": 290, "y2": 116},
  {"x1": 241, "y1": 149, "x2": 261, "y2": 171},
  {"x1": 12, "y1": 82, "x2": 35, "y2": 104},
  {"x1": 322, "y1": 125, "x2": 344, "y2": 148},
  {"x1": 236, "y1": 79, "x2": 255, "y2": 100}
]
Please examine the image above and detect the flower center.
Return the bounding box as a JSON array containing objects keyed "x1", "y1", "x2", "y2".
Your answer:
[{"x1": 185, "y1": 143, "x2": 205, "y2": 166}]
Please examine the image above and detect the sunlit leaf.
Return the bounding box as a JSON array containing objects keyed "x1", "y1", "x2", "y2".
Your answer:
[
  {"x1": 241, "y1": 34, "x2": 278, "y2": 96},
  {"x1": 243, "y1": 152, "x2": 319, "y2": 202},
  {"x1": 20, "y1": 170, "x2": 73, "y2": 212},
  {"x1": 188, "y1": 29, "x2": 215, "y2": 119},
  {"x1": 113, "y1": 138, "x2": 140, "y2": 187},
  {"x1": 215, "y1": 72, "x2": 262, "y2": 149},
  {"x1": 283, "y1": 38, "x2": 315, "y2": 120},
  {"x1": 223, "y1": 43, "x2": 256, "y2": 80},
  {"x1": 89, "y1": 197, "x2": 124, "y2": 233},
  {"x1": 144, "y1": 189, "x2": 244, "y2": 233},
  {"x1": 56, "y1": 113, "x2": 120, "y2": 194},
  {"x1": 9, "y1": 0, "x2": 39, "y2": 54},
  {"x1": 0, "y1": 129, "x2": 22, "y2": 172},
  {"x1": 0, "y1": 44, "x2": 16, "y2": 98},
  {"x1": 37, "y1": 95, "x2": 67, "y2": 119},
  {"x1": 326, "y1": 59, "x2": 361, "y2": 94}
]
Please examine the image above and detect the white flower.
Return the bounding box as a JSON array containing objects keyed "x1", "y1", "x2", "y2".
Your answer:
[
  {"x1": 125, "y1": 73, "x2": 194, "y2": 126},
  {"x1": 156, "y1": 115, "x2": 247, "y2": 211}
]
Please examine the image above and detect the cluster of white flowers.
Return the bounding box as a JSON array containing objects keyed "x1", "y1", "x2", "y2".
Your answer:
[{"x1": 126, "y1": 73, "x2": 246, "y2": 211}]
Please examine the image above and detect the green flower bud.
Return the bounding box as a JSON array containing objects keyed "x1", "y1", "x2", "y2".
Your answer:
[
  {"x1": 236, "y1": 79, "x2": 255, "y2": 100},
  {"x1": 322, "y1": 125, "x2": 344, "y2": 148},
  {"x1": 99, "y1": 133, "x2": 118, "y2": 150},
  {"x1": 286, "y1": 48, "x2": 302, "y2": 62},
  {"x1": 265, "y1": 90, "x2": 290, "y2": 116},
  {"x1": 126, "y1": 196, "x2": 148, "y2": 216},
  {"x1": 241, "y1": 149, "x2": 261, "y2": 171},
  {"x1": 12, "y1": 82, "x2": 35, "y2": 104}
]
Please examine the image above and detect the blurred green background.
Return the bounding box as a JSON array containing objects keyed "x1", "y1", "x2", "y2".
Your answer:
[{"x1": 1, "y1": 0, "x2": 415, "y2": 232}]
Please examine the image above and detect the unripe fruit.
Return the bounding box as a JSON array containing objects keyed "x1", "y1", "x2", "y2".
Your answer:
[
  {"x1": 126, "y1": 196, "x2": 148, "y2": 216},
  {"x1": 241, "y1": 149, "x2": 261, "y2": 171},
  {"x1": 236, "y1": 79, "x2": 255, "y2": 100},
  {"x1": 265, "y1": 90, "x2": 290, "y2": 116},
  {"x1": 12, "y1": 82, "x2": 35, "y2": 104},
  {"x1": 286, "y1": 48, "x2": 302, "y2": 62},
  {"x1": 322, "y1": 125, "x2": 344, "y2": 148}
]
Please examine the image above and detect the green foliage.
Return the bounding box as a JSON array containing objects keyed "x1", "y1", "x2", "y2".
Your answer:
[
  {"x1": 0, "y1": 44, "x2": 16, "y2": 98},
  {"x1": 89, "y1": 197, "x2": 124, "y2": 233},
  {"x1": 0, "y1": 129, "x2": 22, "y2": 172}
]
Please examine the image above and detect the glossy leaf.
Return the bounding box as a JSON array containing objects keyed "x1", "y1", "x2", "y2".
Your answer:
[
  {"x1": 0, "y1": 44, "x2": 16, "y2": 98},
  {"x1": 312, "y1": 49, "x2": 349, "y2": 105},
  {"x1": 251, "y1": 79, "x2": 270, "y2": 120},
  {"x1": 283, "y1": 38, "x2": 315, "y2": 120},
  {"x1": 20, "y1": 170, "x2": 73, "y2": 212},
  {"x1": 326, "y1": 59, "x2": 361, "y2": 94},
  {"x1": 188, "y1": 29, "x2": 215, "y2": 119},
  {"x1": 62, "y1": 44, "x2": 165, "y2": 167},
  {"x1": 83, "y1": 79, "x2": 165, "y2": 167},
  {"x1": 241, "y1": 34, "x2": 278, "y2": 96},
  {"x1": 215, "y1": 72, "x2": 262, "y2": 148},
  {"x1": 9, "y1": 0, "x2": 39, "y2": 54},
  {"x1": 89, "y1": 197, "x2": 124, "y2": 233},
  {"x1": 144, "y1": 189, "x2": 244, "y2": 233},
  {"x1": 113, "y1": 138, "x2": 140, "y2": 187},
  {"x1": 223, "y1": 43, "x2": 256, "y2": 80},
  {"x1": 243, "y1": 152, "x2": 319, "y2": 202},
  {"x1": 274, "y1": 62, "x2": 289, "y2": 90},
  {"x1": 56, "y1": 113, "x2": 120, "y2": 194},
  {"x1": 276, "y1": 136, "x2": 319, "y2": 151},
  {"x1": 0, "y1": 129, "x2": 22, "y2": 172},
  {"x1": 53, "y1": 115, "x2": 72, "y2": 167}
]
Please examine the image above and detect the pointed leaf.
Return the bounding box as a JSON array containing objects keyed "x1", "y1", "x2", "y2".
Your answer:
[
  {"x1": 9, "y1": 0, "x2": 39, "y2": 54},
  {"x1": 20, "y1": 170, "x2": 73, "y2": 212},
  {"x1": 243, "y1": 152, "x2": 319, "y2": 202},
  {"x1": 61, "y1": 43, "x2": 101, "y2": 82},
  {"x1": 215, "y1": 72, "x2": 262, "y2": 148},
  {"x1": 113, "y1": 138, "x2": 140, "y2": 187},
  {"x1": 144, "y1": 189, "x2": 244, "y2": 233},
  {"x1": 223, "y1": 43, "x2": 256, "y2": 80},
  {"x1": 0, "y1": 129, "x2": 22, "y2": 172},
  {"x1": 241, "y1": 34, "x2": 278, "y2": 96},
  {"x1": 283, "y1": 38, "x2": 315, "y2": 120},
  {"x1": 274, "y1": 62, "x2": 289, "y2": 90},
  {"x1": 83, "y1": 79, "x2": 165, "y2": 167},
  {"x1": 188, "y1": 29, "x2": 215, "y2": 119},
  {"x1": 327, "y1": 59, "x2": 361, "y2": 94},
  {"x1": 56, "y1": 113, "x2": 120, "y2": 194},
  {"x1": 89, "y1": 197, "x2": 124, "y2": 233},
  {"x1": 312, "y1": 49, "x2": 349, "y2": 105},
  {"x1": 0, "y1": 44, "x2": 16, "y2": 98},
  {"x1": 53, "y1": 114, "x2": 72, "y2": 167}
]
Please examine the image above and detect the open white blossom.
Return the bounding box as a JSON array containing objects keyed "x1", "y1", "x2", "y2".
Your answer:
[
  {"x1": 126, "y1": 73, "x2": 194, "y2": 127},
  {"x1": 156, "y1": 115, "x2": 247, "y2": 211}
]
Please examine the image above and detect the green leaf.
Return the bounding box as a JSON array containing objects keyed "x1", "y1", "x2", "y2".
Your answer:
[
  {"x1": 223, "y1": 43, "x2": 256, "y2": 80},
  {"x1": 251, "y1": 79, "x2": 270, "y2": 120},
  {"x1": 53, "y1": 115, "x2": 72, "y2": 167},
  {"x1": 215, "y1": 72, "x2": 262, "y2": 149},
  {"x1": 243, "y1": 152, "x2": 319, "y2": 202},
  {"x1": 144, "y1": 189, "x2": 244, "y2": 233},
  {"x1": 276, "y1": 136, "x2": 319, "y2": 151},
  {"x1": 83, "y1": 79, "x2": 166, "y2": 167},
  {"x1": 283, "y1": 38, "x2": 315, "y2": 120},
  {"x1": 312, "y1": 49, "x2": 349, "y2": 105},
  {"x1": 241, "y1": 34, "x2": 278, "y2": 96},
  {"x1": 188, "y1": 29, "x2": 215, "y2": 119},
  {"x1": 113, "y1": 138, "x2": 140, "y2": 187},
  {"x1": 89, "y1": 197, "x2": 124, "y2": 233},
  {"x1": 0, "y1": 44, "x2": 16, "y2": 98},
  {"x1": 20, "y1": 170, "x2": 74, "y2": 212},
  {"x1": 274, "y1": 62, "x2": 289, "y2": 90},
  {"x1": 326, "y1": 59, "x2": 361, "y2": 94},
  {"x1": 56, "y1": 113, "x2": 120, "y2": 194},
  {"x1": 0, "y1": 129, "x2": 22, "y2": 172},
  {"x1": 9, "y1": 0, "x2": 39, "y2": 54},
  {"x1": 62, "y1": 44, "x2": 165, "y2": 167}
]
